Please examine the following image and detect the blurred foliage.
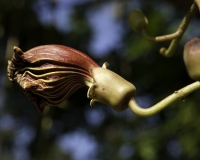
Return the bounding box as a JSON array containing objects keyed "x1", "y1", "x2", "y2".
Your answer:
[{"x1": 0, "y1": 0, "x2": 200, "y2": 160}]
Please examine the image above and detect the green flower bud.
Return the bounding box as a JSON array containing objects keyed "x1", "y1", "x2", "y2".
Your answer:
[
  {"x1": 128, "y1": 10, "x2": 148, "y2": 33},
  {"x1": 183, "y1": 37, "x2": 200, "y2": 80}
]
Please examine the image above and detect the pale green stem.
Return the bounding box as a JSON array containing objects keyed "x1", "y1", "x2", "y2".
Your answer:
[
  {"x1": 141, "y1": 29, "x2": 182, "y2": 42},
  {"x1": 128, "y1": 81, "x2": 200, "y2": 117},
  {"x1": 160, "y1": 3, "x2": 197, "y2": 57},
  {"x1": 141, "y1": 3, "x2": 197, "y2": 57}
]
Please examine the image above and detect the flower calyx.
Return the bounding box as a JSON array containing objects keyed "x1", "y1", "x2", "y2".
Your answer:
[{"x1": 87, "y1": 63, "x2": 136, "y2": 112}]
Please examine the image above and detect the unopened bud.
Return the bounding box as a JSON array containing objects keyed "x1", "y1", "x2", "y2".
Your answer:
[
  {"x1": 128, "y1": 10, "x2": 148, "y2": 33},
  {"x1": 183, "y1": 37, "x2": 200, "y2": 80}
]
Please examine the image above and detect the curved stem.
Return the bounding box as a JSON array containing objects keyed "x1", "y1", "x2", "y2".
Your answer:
[
  {"x1": 160, "y1": 3, "x2": 197, "y2": 57},
  {"x1": 159, "y1": 37, "x2": 181, "y2": 57},
  {"x1": 141, "y1": 29, "x2": 182, "y2": 42},
  {"x1": 195, "y1": 0, "x2": 200, "y2": 11},
  {"x1": 128, "y1": 81, "x2": 200, "y2": 117},
  {"x1": 141, "y1": 3, "x2": 197, "y2": 57}
]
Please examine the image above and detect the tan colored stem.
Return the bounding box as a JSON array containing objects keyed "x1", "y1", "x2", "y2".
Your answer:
[
  {"x1": 129, "y1": 81, "x2": 200, "y2": 117},
  {"x1": 141, "y1": 3, "x2": 197, "y2": 57},
  {"x1": 195, "y1": 0, "x2": 200, "y2": 11},
  {"x1": 141, "y1": 29, "x2": 182, "y2": 42},
  {"x1": 160, "y1": 3, "x2": 197, "y2": 57}
]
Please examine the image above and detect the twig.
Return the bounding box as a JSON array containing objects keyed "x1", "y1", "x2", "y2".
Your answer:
[
  {"x1": 129, "y1": 81, "x2": 200, "y2": 117},
  {"x1": 141, "y1": 3, "x2": 197, "y2": 57}
]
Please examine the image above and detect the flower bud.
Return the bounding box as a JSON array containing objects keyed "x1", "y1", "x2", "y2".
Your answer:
[
  {"x1": 8, "y1": 45, "x2": 136, "y2": 113},
  {"x1": 128, "y1": 10, "x2": 148, "y2": 33},
  {"x1": 7, "y1": 45, "x2": 98, "y2": 112},
  {"x1": 183, "y1": 37, "x2": 200, "y2": 80}
]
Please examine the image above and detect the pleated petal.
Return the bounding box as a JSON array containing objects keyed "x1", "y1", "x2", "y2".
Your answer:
[{"x1": 8, "y1": 45, "x2": 99, "y2": 112}]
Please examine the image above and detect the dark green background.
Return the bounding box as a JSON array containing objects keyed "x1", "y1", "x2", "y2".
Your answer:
[{"x1": 0, "y1": 0, "x2": 200, "y2": 159}]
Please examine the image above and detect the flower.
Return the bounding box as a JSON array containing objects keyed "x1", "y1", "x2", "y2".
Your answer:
[
  {"x1": 183, "y1": 37, "x2": 200, "y2": 80},
  {"x1": 8, "y1": 45, "x2": 136, "y2": 113},
  {"x1": 128, "y1": 10, "x2": 148, "y2": 33}
]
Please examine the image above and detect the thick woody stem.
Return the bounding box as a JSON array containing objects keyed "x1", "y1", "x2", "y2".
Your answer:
[{"x1": 128, "y1": 81, "x2": 200, "y2": 117}]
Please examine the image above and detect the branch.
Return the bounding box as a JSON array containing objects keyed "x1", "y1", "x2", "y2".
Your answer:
[
  {"x1": 128, "y1": 81, "x2": 200, "y2": 117},
  {"x1": 141, "y1": 3, "x2": 197, "y2": 57},
  {"x1": 195, "y1": 0, "x2": 200, "y2": 11},
  {"x1": 141, "y1": 29, "x2": 182, "y2": 42},
  {"x1": 160, "y1": 3, "x2": 198, "y2": 57}
]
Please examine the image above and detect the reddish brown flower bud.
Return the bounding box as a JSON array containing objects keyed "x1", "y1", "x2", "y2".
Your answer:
[
  {"x1": 8, "y1": 45, "x2": 98, "y2": 112},
  {"x1": 183, "y1": 37, "x2": 200, "y2": 80},
  {"x1": 8, "y1": 45, "x2": 136, "y2": 113}
]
